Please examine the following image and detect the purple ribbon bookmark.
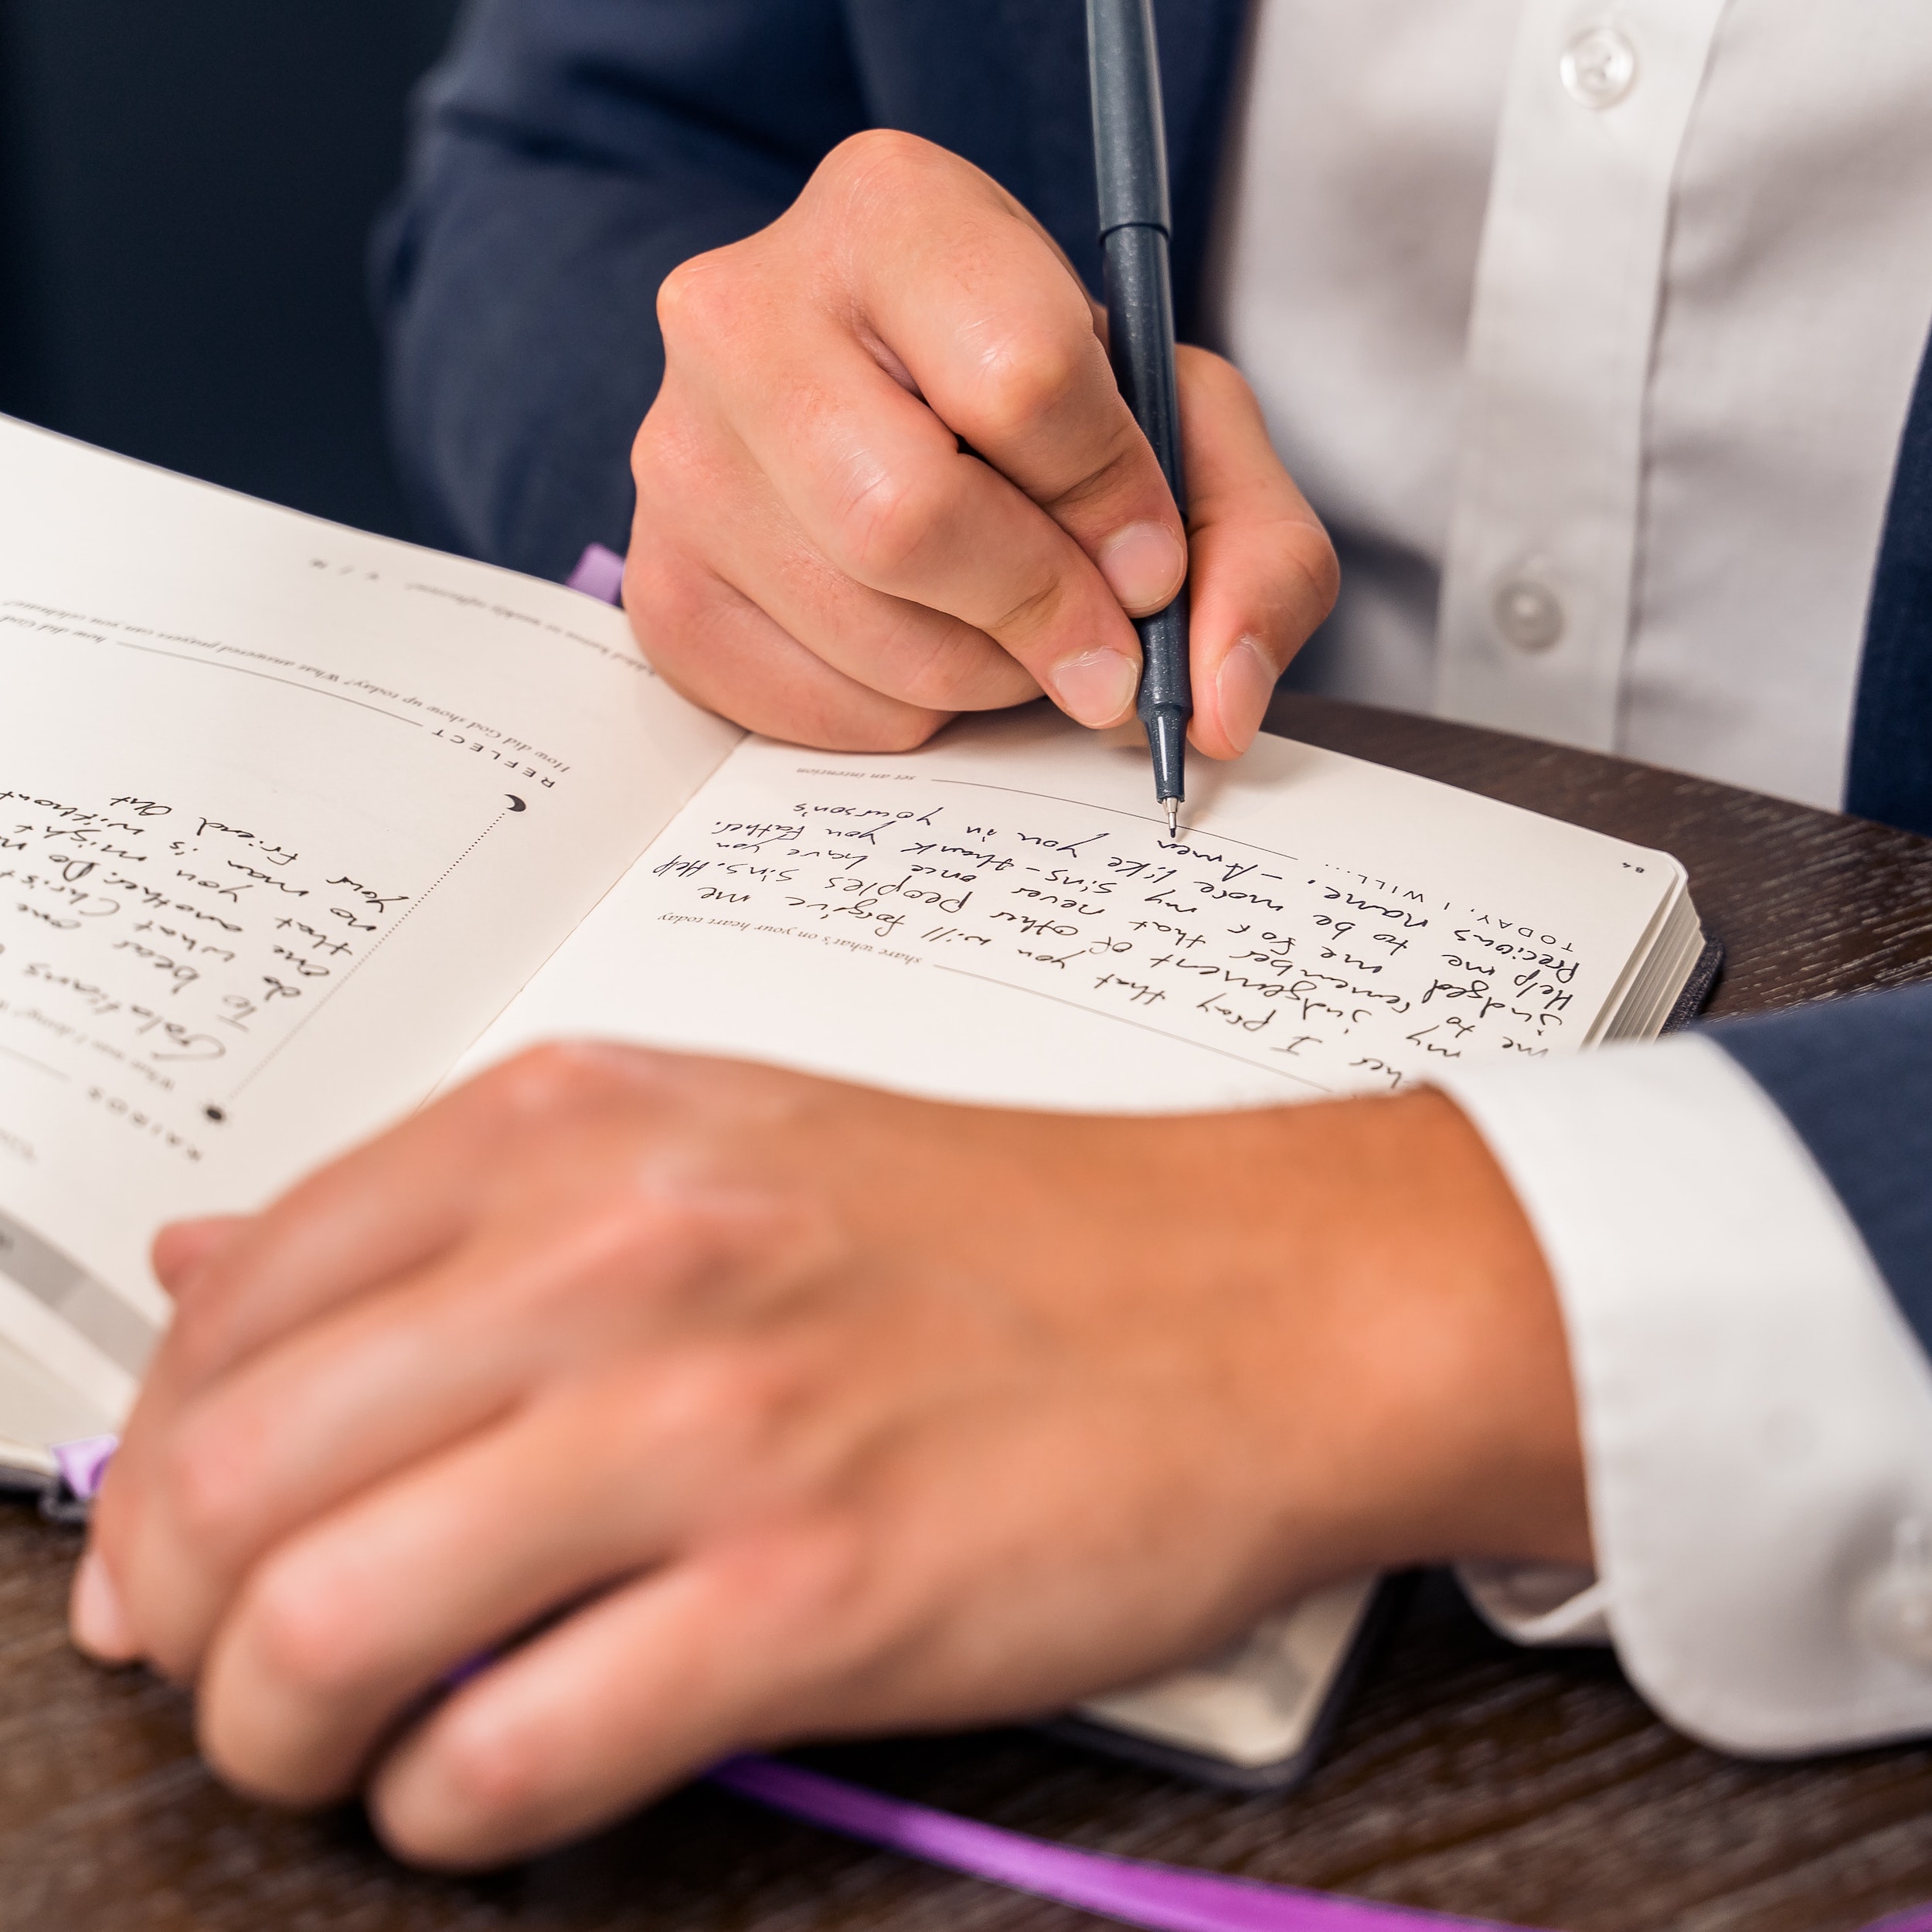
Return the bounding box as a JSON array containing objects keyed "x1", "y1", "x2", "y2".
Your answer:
[
  {"x1": 52, "y1": 1434, "x2": 118, "y2": 1503},
  {"x1": 706, "y1": 1755, "x2": 1932, "y2": 1932},
  {"x1": 708, "y1": 1756, "x2": 1513, "y2": 1932}
]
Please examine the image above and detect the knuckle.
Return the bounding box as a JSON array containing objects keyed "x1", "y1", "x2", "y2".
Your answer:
[
  {"x1": 818, "y1": 127, "x2": 941, "y2": 202},
  {"x1": 1286, "y1": 522, "x2": 1341, "y2": 622},
  {"x1": 633, "y1": 1342, "x2": 808, "y2": 1472},
  {"x1": 159, "y1": 1296, "x2": 238, "y2": 1390},
  {"x1": 723, "y1": 1514, "x2": 880, "y2": 1678},
  {"x1": 241, "y1": 1556, "x2": 376, "y2": 1703},
  {"x1": 495, "y1": 1175, "x2": 726, "y2": 1325},
  {"x1": 982, "y1": 570, "x2": 1070, "y2": 649},
  {"x1": 839, "y1": 708, "x2": 953, "y2": 753},
  {"x1": 887, "y1": 648, "x2": 965, "y2": 713},
  {"x1": 583, "y1": 1188, "x2": 697, "y2": 1288},
  {"x1": 655, "y1": 246, "x2": 740, "y2": 350},
  {"x1": 614, "y1": 550, "x2": 733, "y2": 695},
  {"x1": 1047, "y1": 429, "x2": 1148, "y2": 521},
  {"x1": 485, "y1": 1040, "x2": 620, "y2": 1121},
  {"x1": 896, "y1": 650, "x2": 1026, "y2": 716},
  {"x1": 629, "y1": 401, "x2": 712, "y2": 514},
  {"x1": 685, "y1": 1352, "x2": 794, "y2": 1447},
  {"x1": 829, "y1": 463, "x2": 952, "y2": 587},
  {"x1": 614, "y1": 534, "x2": 692, "y2": 639},
  {"x1": 627, "y1": 400, "x2": 671, "y2": 492},
  {"x1": 773, "y1": 1513, "x2": 870, "y2": 1624},
  {"x1": 866, "y1": 607, "x2": 1022, "y2": 715},
  {"x1": 964, "y1": 328, "x2": 1090, "y2": 447}
]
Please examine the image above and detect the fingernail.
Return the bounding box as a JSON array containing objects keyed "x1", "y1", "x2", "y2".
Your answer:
[
  {"x1": 1049, "y1": 648, "x2": 1141, "y2": 728},
  {"x1": 1097, "y1": 522, "x2": 1186, "y2": 615},
  {"x1": 70, "y1": 1549, "x2": 134, "y2": 1662},
  {"x1": 1216, "y1": 635, "x2": 1279, "y2": 752}
]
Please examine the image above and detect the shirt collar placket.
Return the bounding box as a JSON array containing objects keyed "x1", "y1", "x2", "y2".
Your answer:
[{"x1": 1434, "y1": 0, "x2": 1732, "y2": 751}]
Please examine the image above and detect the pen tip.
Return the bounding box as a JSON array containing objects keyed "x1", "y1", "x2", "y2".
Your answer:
[{"x1": 1165, "y1": 799, "x2": 1179, "y2": 837}]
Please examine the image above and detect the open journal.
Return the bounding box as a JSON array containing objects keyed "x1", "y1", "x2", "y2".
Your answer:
[{"x1": 0, "y1": 417, "x2": 1709, "y2": 1784}]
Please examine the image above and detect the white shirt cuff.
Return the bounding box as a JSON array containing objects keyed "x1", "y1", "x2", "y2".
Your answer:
[{"x1": 1434, "y1": 1033, "x2": 1932, "y2": 1755}]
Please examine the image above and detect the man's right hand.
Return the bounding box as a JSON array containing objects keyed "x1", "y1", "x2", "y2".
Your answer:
[{"x1": 626, "y1": 131, "x2": 1337, "y2": 760}]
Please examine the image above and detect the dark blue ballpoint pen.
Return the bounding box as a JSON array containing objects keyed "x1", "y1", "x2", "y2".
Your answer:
[{"x1": 1087, "y1": 0, "x2": 1189, "y2": 837}]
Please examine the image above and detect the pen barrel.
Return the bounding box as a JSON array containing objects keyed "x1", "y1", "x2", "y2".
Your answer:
[
  {"x1": 1100, "y1": 221, "x2": 1188, "y2": 519},
  {"x1": 1089, "y1": 0, "x2": 1191, "y2": 804},
  {"x1": 1134, "y1": 602, "x2": 1191, "y2": 714},
  {"x1": 1087, "y1": 0, "x2": 1172, "y2": 234},
  {"x1": 1105, "y1": 221, "x2": 1192, "y2": 784}
]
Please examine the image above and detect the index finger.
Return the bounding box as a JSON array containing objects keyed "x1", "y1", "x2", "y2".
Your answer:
[
  {"x1": 124, "y1": 1044, "x2": 657, "y2": 1429},
  {"x1": 826, "y1": 134, "x2": 1189, "y2": 620}
]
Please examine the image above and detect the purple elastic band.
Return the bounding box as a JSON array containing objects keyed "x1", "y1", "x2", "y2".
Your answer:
[
  {"x1": 566, "y1": 542, "x2": 627, "y2": 605},
  {"x1": 707, "y1": 1756, "x2": 1515, "y2": 1932},
  {"x1": 49, "y1": 1430, "x2": 1932, "y2": 1930},
  {"x1": 709, "y1": 1755, "x2": 1932, "y2": 1932},
  {"x1": 52, "y1": 1434, "x2": 117, "y2": 1502}
]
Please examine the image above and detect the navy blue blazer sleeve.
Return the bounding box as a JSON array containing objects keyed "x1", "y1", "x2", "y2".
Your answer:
[
  {"x1": 375, "y1": 0, "x2": 1247, "y2": 580},
  {"x1": 1712, "y1": 986, "x2": 1932, "y2": 1353},
  {"x1": 375, "y1": 0, "x2": 870, "y2": 580}
]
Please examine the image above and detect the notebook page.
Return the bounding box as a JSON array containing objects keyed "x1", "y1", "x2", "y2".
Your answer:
[
  {"x1": 464, "y1": 704, "x2": 1684, "y2": 1114},
  {"x1": 0, "y1": 420, "x2": 741, "y2": 1427}
]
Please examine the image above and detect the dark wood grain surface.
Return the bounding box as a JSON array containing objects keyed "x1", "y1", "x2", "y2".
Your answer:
[{"x1": 7, "y1": 695, "x2": 1932, "y2": 1932}]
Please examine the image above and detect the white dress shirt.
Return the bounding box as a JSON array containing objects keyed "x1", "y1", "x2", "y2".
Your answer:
[
  {"x1": 1209, "y1": 0, "x2": 1932, "y2": 812},
  {"x1": 1207, "y1": 1, "x2": 1932, "y2": 1753}
]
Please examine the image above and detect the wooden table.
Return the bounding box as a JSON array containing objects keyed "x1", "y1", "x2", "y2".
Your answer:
[{"x1": 8, "y1": 693, "x2": 1932, "y2": 1932}]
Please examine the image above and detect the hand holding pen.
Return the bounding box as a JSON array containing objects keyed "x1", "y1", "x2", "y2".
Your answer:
[{"x1": 618, "y1": 130, "x2": 1335, "y2": 769}]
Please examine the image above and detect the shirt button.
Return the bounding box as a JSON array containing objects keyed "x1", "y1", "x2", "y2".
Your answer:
[
  {"x1": 1560, "y1": 26, "x2": 1638, "y2": 109},
  {"x1": 1859, "y1": 1520, "x2": 1932, "y2": 1669},
  {"x1": 1492, "y1": 577, "x2": 1566, "y2": 653}
]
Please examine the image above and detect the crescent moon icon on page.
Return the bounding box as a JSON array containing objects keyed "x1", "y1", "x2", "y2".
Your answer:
[{"x1": 506, "y1": 795, "x2": 527, "y2": 811}]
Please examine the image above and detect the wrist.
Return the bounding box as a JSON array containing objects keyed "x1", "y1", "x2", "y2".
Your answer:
[{"x1": 1237, "y1": 1090, "x2": 1591, "y2": 1586}]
